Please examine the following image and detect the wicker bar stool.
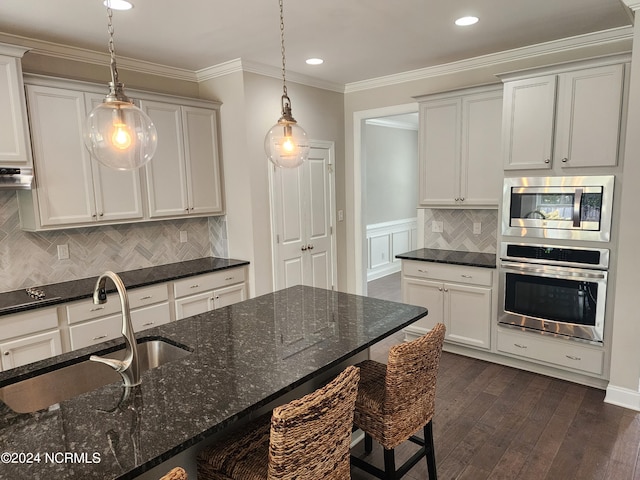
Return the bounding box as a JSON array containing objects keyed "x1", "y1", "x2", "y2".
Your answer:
[
  {"x1": 350, "y1": 323, "x2": 446, "y2": 480},
  {"x1": 197, "y1": 365, "x2": 360, "y2": 479},
  {"x1": 159, "y1": 466, "x2": 187, "y2": 480}
]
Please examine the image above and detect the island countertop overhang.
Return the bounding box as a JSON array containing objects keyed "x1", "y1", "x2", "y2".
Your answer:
[{"x1": 0, "y1": 285, "x2": 427, "y2": 480}]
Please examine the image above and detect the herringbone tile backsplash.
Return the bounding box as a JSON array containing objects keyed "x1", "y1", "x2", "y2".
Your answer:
[
  {"x1": 0, "y1": 191, "x2": 228, "y2": 292},
  {"x1": 423, "y1": 209, "x2": 498, "y2": 253}
]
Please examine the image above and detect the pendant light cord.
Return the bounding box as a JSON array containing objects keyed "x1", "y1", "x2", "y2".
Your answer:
[
  {"x1": 106, "y1": 5, "x2": 120, "y2": 86},
  {"x1": 279, "y1": 0, "x2": 287, "y2": 98}
]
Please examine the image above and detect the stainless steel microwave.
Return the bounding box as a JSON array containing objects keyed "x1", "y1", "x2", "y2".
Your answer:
[{"x1": 502, "y1": 175, "x2": 615, "y2": 242}]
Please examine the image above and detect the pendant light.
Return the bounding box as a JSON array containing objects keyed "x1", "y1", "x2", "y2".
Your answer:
[
  {"x1": 84, "y1": 2, "x2": 157, "y2": 170},
  {"x1": 264, "y1": 0, "x2": 310, "y2": 168}
]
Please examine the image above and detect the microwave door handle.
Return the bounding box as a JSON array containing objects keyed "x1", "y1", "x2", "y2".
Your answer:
[{"x1": 573, "y1": 188, "x2": 584, "y2": 227}]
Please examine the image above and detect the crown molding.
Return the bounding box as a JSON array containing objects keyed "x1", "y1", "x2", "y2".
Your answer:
[
  {"x1": 344, "y1": 26, "x2": 633, "y2": 94},
  {"x1": 0, "y1": 32, "x2": 198, "y2": 82},
  {"x1": 621, "y1": 0, "x2": 640, "y2": 12},
  {"x1": 0, "y1": 25, "x2": 633, "y2": 94}
]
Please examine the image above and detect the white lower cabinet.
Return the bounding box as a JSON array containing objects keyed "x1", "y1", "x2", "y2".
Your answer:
[
  {"x1": 497, "y1": 329, "x2": 604, "y2": 376},
  {"x1": 0, "y1": 266, "x2": 247, "y2": 368},
  {"x1": 401, "y1": 261, "x2": 492, "y2": 350},
  {"x1": 174, "y1": 269, "x2": 247, "y2": 320},
  {"x1": 0, "y1": 307, "x2": 62, "y2": 371},
  {"x1": 67, "y1": 283, "x2": 171, "y2": 350}
]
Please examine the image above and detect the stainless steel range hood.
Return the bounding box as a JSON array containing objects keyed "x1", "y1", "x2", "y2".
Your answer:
[{"x1": 0, "y1": 167, "x2": 33, "y2": 190}]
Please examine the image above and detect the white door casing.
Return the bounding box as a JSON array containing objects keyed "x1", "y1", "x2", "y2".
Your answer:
[{"x1": 271, "y1": 141, "x2": 337, "y2": 291}]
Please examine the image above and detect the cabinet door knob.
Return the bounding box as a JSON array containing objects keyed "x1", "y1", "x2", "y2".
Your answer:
[
  {"x1": 438, "y1": 287, "x2": 443, "y2": 292},
  {"x1": 99, "y1": 212, "x2": 104, "y2": 217},
  {"x1": 92, "y1": 213, "x2": 97, "y2": 218},
  {"x1": 544, "y1": 159, "x2": 550, "y2": 164},
  {"x1": 454, "y1": 197, "x2": 460, "y2": 201},
  {"x1": 4, "y1": 351, "x2": 10, "y2": 356},
  {"x1": 443, "y1": 288, "x2": 449, "y2": 292},
  {"x1": 307, "y1": 244, "x2": 314, "y2": 250},
  {"x1": 301, "y1": 245, "x2": 307, "y2": 251},
  {"x1": 562, "y1": 158, "x2": 568, "y2": 163},
  {"x1": 460, "y1": 197, "x2": 465, "y2": 202}
]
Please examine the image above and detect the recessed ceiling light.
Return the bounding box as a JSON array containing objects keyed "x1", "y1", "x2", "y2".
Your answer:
[
  {"x1": 103, "y1": 0, "x2": 134, "y2": 10},
  {"x1": 306, "y1": 58, "x2": 324, "y2": 66},
  {"x1": 455, "y1": 16, "x2": 479, "y2": 26}
]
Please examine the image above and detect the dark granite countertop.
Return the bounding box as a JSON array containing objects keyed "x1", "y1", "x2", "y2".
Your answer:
[
  {"x1": 0, "y1": 257, "x2": 250, "y2": 316},
  {"x1": 396, "y1": 248, "x2": 496, "y2": 269},
  {"x1": 0, "y1": 285, "x2": 428, "y2": 480}
]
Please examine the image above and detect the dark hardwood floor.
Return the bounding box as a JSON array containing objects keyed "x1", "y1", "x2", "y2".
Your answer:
[{"x1": 353, "y1": 273, "x2": 640, "y2": 480}]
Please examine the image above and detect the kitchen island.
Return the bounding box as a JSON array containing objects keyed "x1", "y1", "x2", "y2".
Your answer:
[{"x1": 0, "y1": 285, "x2": 427, "y2": 479}]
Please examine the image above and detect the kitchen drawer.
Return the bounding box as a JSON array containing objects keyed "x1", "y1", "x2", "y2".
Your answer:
[
  {"x1": 128, "y1": 284, "x2": 169, "y2": 309},
  {"x1": 131, "y1": 302, "x2": 171, "y2": 332},
  {"x1": 66, "y1": 284, "x2": 169, "y2": 325},
  {"x1": 497, "y1": 329, "x2": 604, "y2": 375},
  {"x1": 403, "y1": 260, "x2": 492, "y2": 286},
  {"x1": 173, "y1": 268, "x2": 246, "y2": 299},
  {"x1": 69, "y1": 314, "x2": 121, "y2": 350},
  {"x1": 67, "y1": 296, "x2": 121, "y2": 324},
  {"x1": 0, "y1": 307, "x2": 59, "y2": 341}
]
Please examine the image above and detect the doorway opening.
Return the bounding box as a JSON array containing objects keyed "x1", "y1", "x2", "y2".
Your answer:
[{"x1": 360, "y1": 110, "x2": 419, "y2": 300}]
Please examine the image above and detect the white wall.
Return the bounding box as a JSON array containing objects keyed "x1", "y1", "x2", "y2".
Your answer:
[
  {"x1": 364, "y1": 124, "x2": 418, "y2": 225},
  {"x1": 606, "y1": 16, "x2": 640, "y2": 410},
  {"x1": 199, "y1": 71, "x2": 344, "y2": 296}
]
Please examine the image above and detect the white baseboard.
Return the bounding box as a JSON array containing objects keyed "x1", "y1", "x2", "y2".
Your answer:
[{"x1": 605, "y1": 385, "x2": 640, "y2": 411}]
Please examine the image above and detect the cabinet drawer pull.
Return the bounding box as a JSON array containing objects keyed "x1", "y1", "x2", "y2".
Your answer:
[
  {"x1": 142, "y1": 322, "x2": 154, "y2": 327},
  {"x1": 417, "y1": 269, "x2": 428, "y2": 273},
  {"x1": 190, "y1": 284, "x2": 200, "y2": 289},
  {"x1": 566, "y1": 355, "x2": 581, "y2": 361},
  {"x1": 514, "y1": 343, "x2": 527, "y2": 349},
  {"x1": 92, "y1": 335, "x2": 108, "y2": 341},
  {"x1": 139, "y1": 295, "x2": 153, "y2": 300},
  {"x1": 225, "y1": 277, "x2": 234, "y2": 281},
  {"x1": 461, "y1": 274, "x2": 473, "y2": 279},
  {"x1": 90, "y1": 307, "x2": 105, "y2": 312}
]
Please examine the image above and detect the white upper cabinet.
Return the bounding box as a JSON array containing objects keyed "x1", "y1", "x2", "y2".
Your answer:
[
  {"x1": 0, "y1": 44, "x2": 32, "y2": 168},
  {"x1": 17, "y1": 75, "x2": 223, "y2": 231},
  {"x1": 417, "y1": 86, "x2": 502, "y2": 207},
  {"x1": 501, "y1": 75, "x2": 557, "y2": 170},
  {"x1": 501, "y1": 59, "x2": 626, "y2": 170},
  {"x1": 141, "y1": 101, "x2": 223, "y2": 218},
  {"x1": 19, "y1": 84, "x2": 142, "y2": 229}
]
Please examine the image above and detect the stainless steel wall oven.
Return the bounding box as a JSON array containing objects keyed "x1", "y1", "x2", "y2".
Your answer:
[
  {"x1": 502, "y1": 175, "x2": 615, "y2": 242},
  {"x1": 499, "y1": 243, "x2": 609, "y2": 344}
]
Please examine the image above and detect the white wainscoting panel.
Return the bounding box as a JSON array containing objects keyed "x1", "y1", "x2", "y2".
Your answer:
[{"x1": 366, "y1": 218, "x2": 417, "y2": 281}]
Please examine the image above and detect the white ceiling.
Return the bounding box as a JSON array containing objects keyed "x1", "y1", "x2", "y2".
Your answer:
[{"x1": 0, "y1": 0, "x2": 632, "y2": 86}]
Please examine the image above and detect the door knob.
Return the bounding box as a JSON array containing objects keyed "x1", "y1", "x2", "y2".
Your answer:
[
  {"x1": 301, "y1": 245, "x2": 308, "y2": 251},
  {"x1": 307, "y1": 244, "x2": 314, "y2": 250}
]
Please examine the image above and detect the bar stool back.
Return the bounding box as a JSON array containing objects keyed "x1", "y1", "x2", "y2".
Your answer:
[
  {"x1": 351, "y1": 323, "x2": 446, "y2": 479},
  {"x1": 198, "y1": 365, "x2": 360, "y2": 479}
]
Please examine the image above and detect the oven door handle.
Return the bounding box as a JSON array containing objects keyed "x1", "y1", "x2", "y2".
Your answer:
[
  {"x1": 500, "y1": 262, "x2": 606, "y2": 280},
  {"x1": 573, "y1": 188, "x2": 583, "y2": 228}
]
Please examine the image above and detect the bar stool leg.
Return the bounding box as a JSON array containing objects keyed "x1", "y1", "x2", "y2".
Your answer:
[
  {"x1": 424, "y1": 421, "x2": 437, "y2": 480},
  {"x1": 383, "y1": 448, "x2": 396, "y2": 480},
  {"x1": 364, "y1": 432, "x2": 373, "y2": 454}
]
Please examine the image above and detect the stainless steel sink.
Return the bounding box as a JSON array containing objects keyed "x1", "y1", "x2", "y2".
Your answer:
[{"x1": 0, "y1": 338, "x2": 191, "y2": 414}]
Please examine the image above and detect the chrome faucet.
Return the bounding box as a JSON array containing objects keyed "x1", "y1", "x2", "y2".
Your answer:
[{"x1": 89, "y1": 271, "x2": 141, "y2": 387}]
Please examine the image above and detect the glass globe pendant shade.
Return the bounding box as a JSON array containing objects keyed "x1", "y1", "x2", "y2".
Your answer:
[
  {"x1": 264, "y1": 119, "x2": 310, "y2": 168},
  {"x1": 84, "y1": 98, "x2": 157, "y2": 171}
]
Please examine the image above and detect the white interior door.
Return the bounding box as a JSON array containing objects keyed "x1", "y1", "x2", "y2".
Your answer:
[{"x1": 271, "y1": 142, "x2": 337, "y2": 291}]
